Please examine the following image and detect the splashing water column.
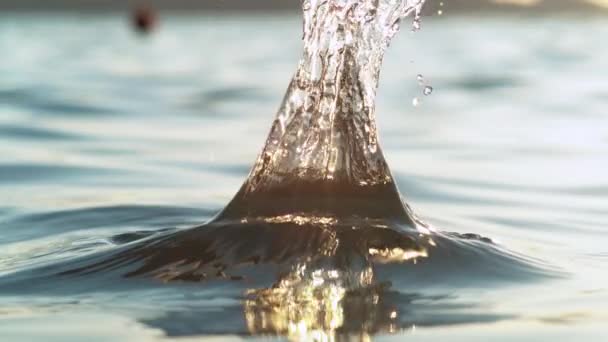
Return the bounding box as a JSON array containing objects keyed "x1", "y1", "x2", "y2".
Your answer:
[
  {"x1": 218, "y1": 0, "x2": 428, "y2": 225},
  {"x1": 47, "y1": 0, "x2": 543, "y2": 292},
  {"x1": 70, "y1": 0, "x2": 434, "y2": 285}
]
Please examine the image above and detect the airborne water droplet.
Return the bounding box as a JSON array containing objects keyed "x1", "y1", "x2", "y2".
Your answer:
[
  {"x1": 416, "y1": 74, "x2": 424, "y2": 85},
  {"x1": 412, "y1": 19, "x2": 421, "y2": 32},
  {"x1": 423, "y1": 86, "x2": 433, "y2": 96},
  {"x1": 302, "y1": 0, "x2": 311, "y2": 11},
  {"x1": 412, "y1": 97, "x2": 421, "y2": 107},
  {"x1": 389, "y1": 21, "x2": 401, "y2": 37}
]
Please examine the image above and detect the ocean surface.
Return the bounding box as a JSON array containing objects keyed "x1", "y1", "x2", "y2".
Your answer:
[{"x1": 1, "y1": 12, "x2": 607, "y2": 341}]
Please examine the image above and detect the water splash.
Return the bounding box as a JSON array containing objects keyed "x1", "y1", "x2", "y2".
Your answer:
[
  {"x1": 0, "y1": 3, "x2": 557, "y2": 334},
  {"x1": 220, "y1": 0, "x2": 429, "y2": 222},
  {"x1": 2, "y1": 0, "x2": 551, "y2": 284},
  {"x1": 0, "y1": 0, "x2": 439, "y2": 288}
]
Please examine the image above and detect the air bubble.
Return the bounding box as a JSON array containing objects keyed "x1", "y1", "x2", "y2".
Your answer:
[{"x1": 423, "y1": 86, "x2": 433, "y2": 96}]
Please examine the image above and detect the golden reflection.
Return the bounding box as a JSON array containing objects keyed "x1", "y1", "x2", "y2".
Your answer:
[
  {"x1": 244, "y1": 264, "x2": 350, "y2": 341},
  {"x1": 241, "y1": 214, "x2": 339, "y2": 226},
  {"x1": 245, "y1": 283, "x2": 348, "y2": 341},
  {"x1": 242, "y1": 262, "x2": 406, "y2": 341},
  {"x1": 368, "y1": 247, "x2": 428, "y2": 264},
  {"x1": 242, "y1": 279, "x2": 411, "y2": 341}
]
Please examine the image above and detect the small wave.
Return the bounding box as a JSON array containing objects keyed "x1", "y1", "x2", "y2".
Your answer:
[
  {"x1": 0, "y1": 205, "x2": 214, "y2": 245},
  {"x1": 0, "y1": 87, "x2": 116, "y2": 117},
  {"x1": 0, "y1": 163, "x2": 125, "y2": 186},
  {"x1": 0, "y1": 124, "x2": 84, "y2": 141},
  {"x1": 443, "y1": 75, "x2": 523, "y2": 91}
]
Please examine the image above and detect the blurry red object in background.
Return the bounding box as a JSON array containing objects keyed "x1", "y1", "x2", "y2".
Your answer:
[{"x1": 132, "y1": 5, "x2": 157, "y2": 34}]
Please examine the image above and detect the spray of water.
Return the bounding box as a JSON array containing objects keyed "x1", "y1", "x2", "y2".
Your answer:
[
  {"x1": 220, "y1": 0, "x2": 428, "y2": 223},
  {"x1": 51, "y1": 0, "x2": 435, "y2": 288}
]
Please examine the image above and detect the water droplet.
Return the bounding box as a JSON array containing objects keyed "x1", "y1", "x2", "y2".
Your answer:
[
  {"x1": 412, "y1": 97, "x2": 421, "y2": 107},
  {"x1": 437, "y1": 10, "x2": 443, "y2": 16},
  {"x1": 423, "y1": 86, "x2": 433, "y2": 96},
  {"x1": 391, "y1": 22, "x2": 401, "y2": 34},
  {"x1": 416, "y1": 74, "x2": 424, "y2": 85},
  {"x1": 412, "y1": 19, "x2": 421, "y2": 32},
  {"x1": 302, "y1": 0, "x2": 311, "y2": 11}
]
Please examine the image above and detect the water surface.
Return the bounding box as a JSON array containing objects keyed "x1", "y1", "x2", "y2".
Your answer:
[{"x1": 1, "y1": 13, "x2": 607, "y2": 341}]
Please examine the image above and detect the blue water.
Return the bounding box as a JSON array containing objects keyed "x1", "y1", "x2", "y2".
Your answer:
[{"x1": 1, "y1": 13, "x2": 608, "y2": 341}]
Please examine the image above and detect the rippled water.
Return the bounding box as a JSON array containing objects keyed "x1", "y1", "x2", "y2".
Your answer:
[{"x1": 1, "y1": 12, "x2": 608, "y2": 341}]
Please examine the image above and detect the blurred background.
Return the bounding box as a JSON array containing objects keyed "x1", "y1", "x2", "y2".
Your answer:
[
  {"x1": 0, "y1": 0, "x2": 607, "y2": 12},
  {"x1": 0, "y1": 0, "x2": 608, "y2": 11}
]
